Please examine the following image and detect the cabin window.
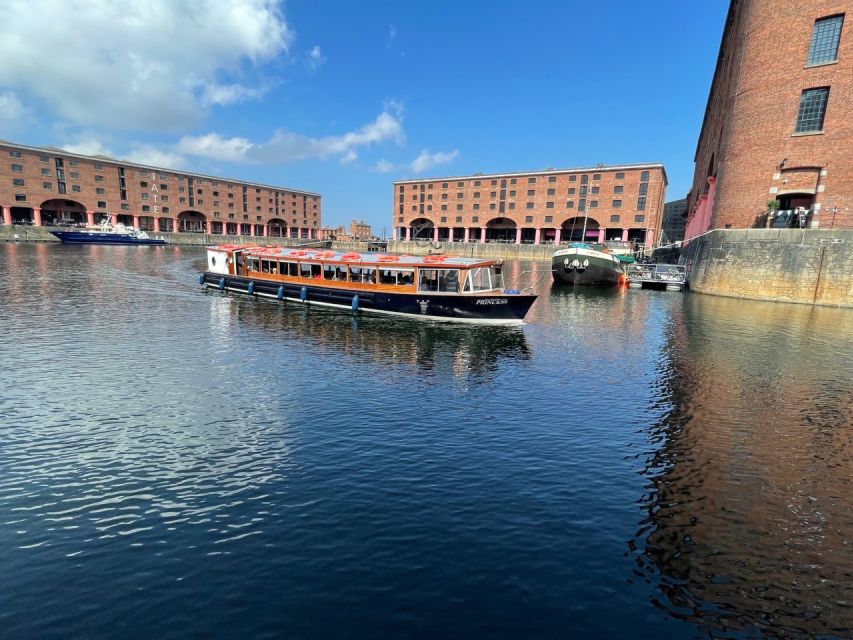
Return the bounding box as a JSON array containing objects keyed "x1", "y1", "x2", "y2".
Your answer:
[
  {"x1": 349, "y1": 267, "x2": 375, "y2": 283},
  {"x1": 323, "y1": 265, "x2": 336, "y2": 280},
  {"x1": 246, "y1": 258, "x2": 260, "y2": 272},
  {"x1": 285, "y1": 262, "x2": 299, "y2": 276},
  {"x1": 300, "y1": 263, "x2": 312, "y2": 278},
  {"x1": 310, "y1": 264, "x2": 322, "y2": 278},
  {"x1": 261, "y1": 260, "x2": 277, "y2": 274},
  {"x1": 418, "y1": 269, "x2": 438, "y2": 292},
  {"x1": 379, "y1": 269, "x2": 414, "y2": 285}
]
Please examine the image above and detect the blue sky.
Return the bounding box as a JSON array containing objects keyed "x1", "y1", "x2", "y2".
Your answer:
[{"x1": 0, "y1": 1, "x2": 727, "y2": 233}]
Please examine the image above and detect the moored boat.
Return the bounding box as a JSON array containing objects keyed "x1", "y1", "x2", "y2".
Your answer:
[
  {"x1": 51, "y1": 219, "x2": 166, "y2": 245},
  {"x1": 200, "y1": 245, "x2": 537, "y2": 324},
  {"x1": 551, "y1": 242, "x2": 626, "y2": 286}
]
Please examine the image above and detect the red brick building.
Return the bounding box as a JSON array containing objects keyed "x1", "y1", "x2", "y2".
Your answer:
[
  {"x1": 393, "y1": 163, "x2": 666, "y2": 247},
  {"x1": 686, "y1": 0, "x2": 852, "y2": 238},
  {"x1": 0, "y1": 140, "x2": 321, "y2": 238}
]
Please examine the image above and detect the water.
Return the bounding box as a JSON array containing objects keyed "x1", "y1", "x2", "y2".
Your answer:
[{"x1": 0, "y1": 243, "x2": 851, "y2": 639}]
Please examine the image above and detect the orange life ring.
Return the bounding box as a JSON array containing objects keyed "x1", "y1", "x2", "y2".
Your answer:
[
  {"x1": 314, "y1": 250, "x2": 335, "y2": 259},
  {"x1": 423, "y1": 254, "x2": 447, "y2": 262},
  {"x1": 341, "y1": 252, "x2": 361, "y2": 260},
  {"x1": 377, "y1": 255, "x2": 400, "y2": 262}
]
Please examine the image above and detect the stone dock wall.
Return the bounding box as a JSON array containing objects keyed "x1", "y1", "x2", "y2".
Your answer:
[{"x1": 681, "y1": 229, "x2": 853, "y2": 307}]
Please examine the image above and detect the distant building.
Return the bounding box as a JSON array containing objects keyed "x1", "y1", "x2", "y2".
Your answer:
[
  {"x1": 393, "y1": 163, "x2": 667, "y2": 247},
  {"x1": 319, "y1": 224, "x2": 346, "y2": 241},
  {"x1": 686, "y1": 0, "x2": 852, "y2": 238},
  {"x1": 349, "y1": 219, "x2": 371, "y2": 240},
  {"x1": 662, "y1": 198, "x2": 687, "y2": 244},
  {"x1": 0, "y1": 139, "x2": 321, "y2": 237}
]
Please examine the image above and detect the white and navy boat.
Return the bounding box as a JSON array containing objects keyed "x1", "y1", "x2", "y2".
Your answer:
[
  {"x1": 552, "y1": 242, "x2": 626, "y2": 286},
  {"x1": 200, "y1": 245, "x2": 537, "y2": 324},
  {"x1": 51, "y1": 219, "x2": 166, "y2": 245}
]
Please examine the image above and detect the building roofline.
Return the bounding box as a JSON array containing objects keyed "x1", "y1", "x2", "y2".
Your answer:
[
  {"x1": 693, "y1": 0, "x2": 738, "y2": 162},
  {"x1": 0, "y1": 139, "x2": 321, "y2": 197},
  {"x1": 393, "y1": 162, "x2": 667, "y2": 185}
]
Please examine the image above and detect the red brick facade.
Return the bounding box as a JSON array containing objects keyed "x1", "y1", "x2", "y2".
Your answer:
[
  {"x1": 393, "y1": 164, "x2": 667, "y2": 247},
  {"x1": 0, "y1": 141, "x2": 321, "y2": 238},
  {"x1": 687, "y1": 0, "x2": 852, "y2": 235}
]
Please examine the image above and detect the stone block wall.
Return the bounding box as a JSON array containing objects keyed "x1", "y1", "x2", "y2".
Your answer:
[{"x1": 683, "y1": 229, "x2": 853, "y2": 307}]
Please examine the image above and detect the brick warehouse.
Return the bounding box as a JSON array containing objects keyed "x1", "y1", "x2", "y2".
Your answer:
[
  {"x1": 0, "y1": 140, "x2": 321, "y2": 238},
  {"x1": 393, "y1": 163, "x2": 667, "y2": 247},
  {"x1": 686, "y1": 0, "x2": 852, "y2": 239}
]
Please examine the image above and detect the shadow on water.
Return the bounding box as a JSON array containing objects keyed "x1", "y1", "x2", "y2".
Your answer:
[
  {"x1": 629, "y1": 295, "x2": 853, "y2": 638},
  {"x1": 218, "y1": 290, "x2": 531, "y2": 382}
]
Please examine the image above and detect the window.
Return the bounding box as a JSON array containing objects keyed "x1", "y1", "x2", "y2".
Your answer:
[
  {"x1": 94, "y1": 162, "x2": 103, "y2": 170},
  {"x1": 456, "y1": 216, "x2": 463, "y2": 223},
  {"x1": 590, "y1": 200, "x2": 598, "y2": 208},
  {"x1": 12, "y1": 178, "x2": 24, "y2": 186},
  {"x1": 490, "y1": 191, "x2": 496, "y2": 198},
  {"x1": 581, "y1": 175, "x2": 588, "y2": 184},
  {"x1": 548, "y1": 176, "x2": 556, "y2": 183},
  {"x1": 612, "y1": 199, "x2": 622, "y2": 208},
  {"x1": 472, "y1": 216, "x2": 479, "y2": 223},
  {"x1": 566, "y1": 200, "x2": 575, "y2": 208},
  {"x1": 510, "y1": 178, "x2": 517, "y2": 185},
  {"x1": 440, "y1": 216, "x2": 447, "y2": 223},
  {"x1": 69, "y1": 159, "x2": 78, "y2": 167},
  {"x1": 591, "y1": 186, "x2": 599, "y2": 194},
  {"x1": 593, "y1": 174, "x2": 601, "y2": 180},
  {"x1": 637, "y1": 196, "x2": 647, "y2": 210},
  {"x1": 473, "y1": 204, "x2": 480, "y2": 210},
  {"x1": 39, "y1": 154, "x2": 49, "y2": 162},
  {"x1": 808, "y1": 15, "x2": 844, "y2": 65},
  {"x1": 489, "y1": 203, "x2": 496, "y2": 210},
  {"x1": 41, "y1": 168, "x2": 51, "y2": 176},
  {"x1": 142, "y1": 205, "x2": 150, "y2": 212},
  {"x1": 528, "y1": 177, "x2": 536, "y2": 184},
  {"x1": 580, "y1": 186, "x2": 587, "y2": 195},
  {"x1": 615, "y1": 172, "x2": 625, "y2": 179},
  {"x1": 15, "y1": 194, "x2": 26, "y2": 201},
  {"x1": 70, "y1": 172, "x2": 79, "y2": 179},
  {"x1": 526, "y1": 202, "x2": 534, "y2": 209},
  {"x1": 140, "y1": 181, "x2": 148, "y2": 187},
  {"x1": 508, "y1": 202, "x2": 515, "y2": 210},
  {"x1": 579, "y1": 199, "x2": 586, "y2": 211},
  {"x1": 95, "y1": 175, "x2": 104, "y2": 182},
  {"x1": 161, "y1": 184, "x2": 168, "y2": 190},
  {"x1": 569, "y1": 175, "x2": 577, "y2": 182},
  {"x1": 457, "y1": 192, "x2": 463, "y2": 199},
  {"x1": 473, "y1": 191, "x2": 480, "y2": 198},
  {"x1": 97, "y1": 201, "x2": 107, "y2": 208},
  {"x1": 121, "y1": 203, "x2": 129, "y2": 210},
  {"x1": 640, "y1": 170, "x2": 650, "y2": 181},
  {"x1": 525, "y1": 215, "x2": 533, "y2": 223},
  {"x1": 9, "y1": 150, "x2": 21, "y2": 158},
  {"x1": 457, "y1": 181, "x2": 464, "y2": 187},
  {"x1": 795, "y1": 87, "x2": 830, "y2": 132},
  {"x1": 43, "y1": 181, "x2": 53, "y2": 189},
  {"x1": 456, "y1": 204, "x2": 463, "y2": 211},
  {"x1": 491, "y1": 179, "x2": 497, "y2": 186},
  {"x1": 473, "y1": 180, "x2": 480, "y2": 186},
  {"x1": 96, "y1": 187, "x2": 106, "y2": 195},
  {"x1": 141, "y1": 192, "x2": 148, "y2": 200},
  {"x1": 567, "y1": 188, "x2": 575, "y2": 195},
  {"x1": 441, "y1": 204, "x2": 447, "y2": 211},
  {"x1": 509, "y1": 190, "x2": 516, "y2": 197},
  {"x1": 639, "y1": 183, "x2": 648, "y2": 196},
  {"x1": 527, "y1": 190, "x2": 535, "y2": 196},
  {"x1": 614, "y1": 185, "x2": 623, "y2": 193},
  {"x1": 72, "y1": 185, "x2": 81, "y2": 192},
  {"x1": 545, "y1": 216, "x2": 553, "y2": 222},
  {"x1": 546, "y1": 202, "x2": 554, "y2": 208},
  {"x1": 162, "y1": 207, "x2": 170, "y2": 214},
  {"x1": 634, "y1": 215, "x2": 646, "y2": 223},
  {"x1": 547, "y1": 188, "x2": 555, "y2": 196},
  {"x1": 442, "y1": 182, "x2": 448, "y2": 188},
  {"x1": 610, "y1": 215, "x2": 620, "y2": 223}
]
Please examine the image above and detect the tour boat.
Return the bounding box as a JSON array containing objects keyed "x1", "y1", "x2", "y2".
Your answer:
[
  {"x1": 200, "y1": 245, "x2": 537, "y2": 324},
  {"x1": 51, "y1": 219, "x2": 166, "y2": 245},
  {"x1": 551, "y1": 242, "x2": 626, "y2": 286}
]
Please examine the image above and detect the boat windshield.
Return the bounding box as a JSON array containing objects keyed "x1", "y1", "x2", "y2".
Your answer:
[
  {"x1": 464, "y1": 266, "x2": 504, "y2": 292},
  {"x1": 418, "y1": 269, "x2": 461, "y2": 293}
]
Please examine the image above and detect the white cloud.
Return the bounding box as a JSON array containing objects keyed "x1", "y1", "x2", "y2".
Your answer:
[
  {"x1": 60, "y1": 138, "x2": 115, "y2": 157},
  {"x1": 0, "y1": 91, "x2": 27, "y2": 121},
  {"x1": 125, "y1": 145, "x2": 187, "y2": 169},
  {"x1": 340, "y1": 150, "x2": 358, "y2": 165},
  {"x1": 410, "y1": 149, "x2": 459, "y2": 173},
  {"x1": 308, "y1": 46, "x2": 326, "y2": 71},
  {"x1": 177, "y1": 103, "x2": 405, "y2": 164},
  {"x1": 0, "y1": 0, "x2": 292, "y2": 130},
  {"x1": 373, "y1": 148, "x2": 459, "y2": 174},
  {"x1": 388, "y1": 24, "x2": 397, "y2": 47}
]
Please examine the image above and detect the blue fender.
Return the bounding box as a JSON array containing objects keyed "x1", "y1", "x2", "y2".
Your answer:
[
  {"x1": 218, "y1": 277, "x2": 226, "y2": 290},
  {"x1": 277, "y1": 285, "x2": 284, "y2": 301},
  {"x1": 300, "y1": 286, "x2": 307, "y2": 302},
  {"x1": 247, "y1": 281, "x2": 255, "y2": 295},
  {"x1": 351, "y1": 295, "x2": 359, "y2": 312},
  {"x1": 198, "y1": 274, "x2": 205, "y2": 285}
]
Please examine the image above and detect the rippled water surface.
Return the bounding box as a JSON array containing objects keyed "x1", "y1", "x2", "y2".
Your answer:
[{"x1": 1, "y1": 243, "x2": 851, "y2": 639}]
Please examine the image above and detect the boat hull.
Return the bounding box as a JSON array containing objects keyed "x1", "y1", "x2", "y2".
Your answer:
[
  {"x1": 202, "y1": 273, "x2": 536, "y2": 325},
  {"x1": 551, "y1": 248, "x2": 624, "y2": 286},
  {"x1": 51, "y1": 231, "x2": 167, "y2": 245}
]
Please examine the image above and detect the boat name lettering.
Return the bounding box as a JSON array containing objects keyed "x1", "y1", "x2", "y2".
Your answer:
[{"x1": 476, "y1": 298, "x2": 508, "y2": 305}]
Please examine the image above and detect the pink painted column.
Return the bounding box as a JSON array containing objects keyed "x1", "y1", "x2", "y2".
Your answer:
[
  {"x1": 2, "y1": 206, "x2": 11, "y2": 226},
  {"x1": 250, "y1": 224, "x2": 256, "y2": 237},
  {"x1": 205, "y1": 220, "x2": 212, "y2": 234},
  {"x1": 705, "y1": 176, "x2": 716, "y2": 229},
  {"x1": 405, "y1": 226, "x2": 411, "y2": 241},
  {"x1": 284, "y1": 226, "x2": 290, "y2": 239},
  {"x1": 154, "y1": 217, "x2": 161, "y2": 232},
  {"x1": 86, "y1": 210, "x2": 95, "y2": 225},
  {"x1": 480, "y1": 226, "x2": 487, "y2": 243},
  {"x1": 448, "y1": 227, "x2": 454, "y2": 242},
  {"x1": 554, "y1": 228, "x2": 561, "y2": 245},
  {"x1": 621, "y1": 228, "x2": 629, "y2": 242},
  {"x1": 645, "y1": 228, "x2": 655, "y2": 248},
  {"x1": 33, "y1": 207, "x2": 42, "y2": 227},
  {"x1": 534, "y1": 227, "x2": 541, "y2": 245},
  {"x1": 173, "y1": 218, "x2": 180, "y2": 233},
  {"x1": 515, "y1": 227, "x2": 522, "y2": 245},
  {"x1": 463, "y1": 227, "x2": 470, "y2": 243},
  {"x1": 598, "y1": 229, "x2": 606, "y2": 242},
  {"x1": 132, "y1": 215, "x2": 140, "y2": 228},
  {"x1": 433, "y1": 227, "x2": 439, "y2": 242}
]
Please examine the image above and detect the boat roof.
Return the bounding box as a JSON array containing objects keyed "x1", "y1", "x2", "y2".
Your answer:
[{"x1": 208, "y1": 244, "x2": 497, "y2": 267}]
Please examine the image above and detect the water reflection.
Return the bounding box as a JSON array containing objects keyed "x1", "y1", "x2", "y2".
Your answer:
[
  {"x1": 219, "y1": 292, "x2": 531, "y2": 383},
  {"x1": 633, "y1": 295, "x2": 853, "y2": 637}
]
